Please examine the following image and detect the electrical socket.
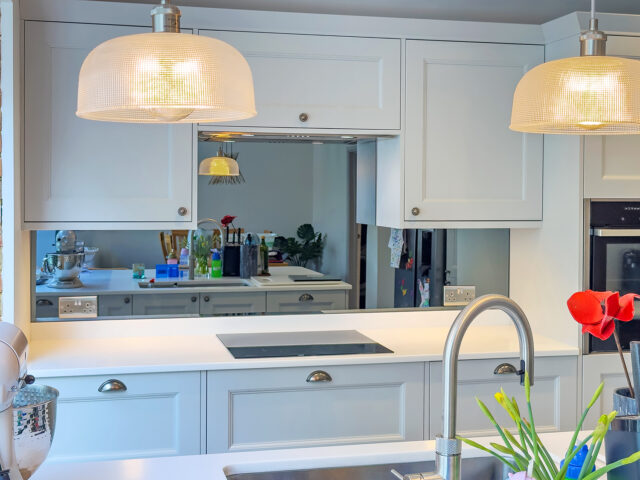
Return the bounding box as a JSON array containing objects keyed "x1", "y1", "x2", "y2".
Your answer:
[
  {"x1": 443, "y1": 286, "x2": 476, "y2": 306},
  {"x1": 58, "y1": 296, "x2": 98, "y2": 319}
]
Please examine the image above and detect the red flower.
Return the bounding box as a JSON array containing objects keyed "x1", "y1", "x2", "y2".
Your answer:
[
  {"x1": 220, "y1": 215, "x2": 236, "y2": 227},
  {"x1": 567, "y1": 290, "x2": 639, "y2": 340}
]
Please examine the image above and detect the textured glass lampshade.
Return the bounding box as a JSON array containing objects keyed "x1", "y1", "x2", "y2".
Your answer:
[
  {"x1": 511, "y1": 56, "x2": 640, "y2": 134},
  {"x1": 77, "y1": 32, "x2": 256, "y2": 123},
  {"x1": 198, "y1": 155, "x2": 240, "y2": 176}
]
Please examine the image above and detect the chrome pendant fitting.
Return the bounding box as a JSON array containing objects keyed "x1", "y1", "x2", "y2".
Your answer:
[{"x1": 151, "y1": 0, "x2": 181, "y2": 33}]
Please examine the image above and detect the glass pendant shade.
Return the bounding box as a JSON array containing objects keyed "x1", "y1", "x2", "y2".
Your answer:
[
  {"x1": 511, "y1": 56, "x2": 640, "y2": 134},
  {"x1": 198, "y1": 155, "x2": 240, "y2": 176},
  {"x1": 77, "y1": 32, "x2": 257, "y2": 123}
]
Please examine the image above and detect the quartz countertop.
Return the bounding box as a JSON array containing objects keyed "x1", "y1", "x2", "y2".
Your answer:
[
  {"x1": 31, "y1": 431, "x2": 601, "y2": 480},
  {"x1": 27, "y1": 311, "x2": 579, "y2": 377},
  {"x1": 35, "y1": 267, "x2": 352, "y2": 295}
]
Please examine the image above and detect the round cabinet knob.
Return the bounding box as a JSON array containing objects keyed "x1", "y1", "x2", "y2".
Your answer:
[
  {"x1": 411, "y1": 207, "x2": 420, "y2": 216},
  {"x1": 203, "y1": 296, "x2": 210, "y2": 302},
  {"x1": 123, "y1": 297, "x2": 131, "y2": 304},
  {"x1": 98, "y1": 379, "x2": 127, "y2": 393},
  {"x1": 177, "y1": 207, "x2": 188, "y2": 216},
  {"x1": 299, "y1": 112, "x2": 309, "y2": 122},
  {"x1": 191, "y1": 296, "x2": 198, "y2": 303}
]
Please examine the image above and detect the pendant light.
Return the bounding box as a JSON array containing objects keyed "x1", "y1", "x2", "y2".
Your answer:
[
  {"x1": 76, "y1": 0, "x2": 257, "y2": 123},
  {"x1": 510, "y1": 0, "x2": 640, "y2": 135},
  {"x1": 199, "y1": 147, "x2": 246, "y2": 185}
]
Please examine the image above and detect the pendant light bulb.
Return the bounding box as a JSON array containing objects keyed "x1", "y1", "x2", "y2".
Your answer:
[
  {"x1": 76, "y1": 0, "x2": 257, "y2": 123},
  {"x1": 510, "y1": 0, "x2": 640, "y2": 135}
]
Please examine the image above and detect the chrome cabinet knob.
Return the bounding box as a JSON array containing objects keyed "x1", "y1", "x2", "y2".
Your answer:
[
  {"x1": 98, "y1": 379, "x2": 127, "y2": 393},
  {"x1": 123, "y1": 297, "x2": 130, "y2": 304},
  {"x1": 177, "y1": 207, "x2": 188, "y2": 216},
  {"x1": 299, "y1": 112, "x2": 309, "y2": 122},
  {"x1": 306, "y1": 370, "x2": 332, "y2": 383},
  {"x1": 191, "y1": 296, "x2": 197, "y2": 302},
  {"x1": 411, "y1": 207, "x2": 420, "y2": 216},
  {"x1": 203, "y1": 296, "x2": 210, "y2": 302},
  {"x1": 299, "y1": 293, "x2": 314, "y2": 302}
]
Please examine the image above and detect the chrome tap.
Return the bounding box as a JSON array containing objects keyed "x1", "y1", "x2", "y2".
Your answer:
[
  {"x1": 188, "y1": 218, "x2": 224, "y2": 280},
  {"x1": 398, "y1": 294, "x2": 535, "y2": 480}
]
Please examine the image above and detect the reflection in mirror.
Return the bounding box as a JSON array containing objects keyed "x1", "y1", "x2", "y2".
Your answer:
[{"x1": 32, "y1": 139, "x2": 509, "y2": 322}]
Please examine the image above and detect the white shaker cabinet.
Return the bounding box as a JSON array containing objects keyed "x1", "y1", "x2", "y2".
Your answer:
[
  {"x1": 206, "y1": 363, "x2": 425, "y2": 453},
  {"x1": 39, "y1": 372, "x2": 202, "y2": 462},
  {"x1": 198, "y1": 31, "x2": 401, "y2": 131},
  {"x1": 428, "y1": 356, "x2": 578, "y2": 438},
  {"x1": 584, "y1": 37, "x2": 640, "y2": 199},
  {"x1": 404, "y1": 41, "x2": 544, "y2": 222},
  {"x1": 24, "y1": 21, "x2": 195, "y2": 229},
  {"x1": 582, "y1": 353, "x2": 631, "y2": 429}
]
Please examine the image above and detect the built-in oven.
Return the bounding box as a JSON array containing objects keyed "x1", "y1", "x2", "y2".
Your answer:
[{"x1": 588, "y1": 201, "x2": 640, "y2": 353}]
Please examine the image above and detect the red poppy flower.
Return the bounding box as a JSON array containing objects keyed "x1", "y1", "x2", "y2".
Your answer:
[
  {"x1": 220, "y1": 215, "x2": 236, "y2": 227},
  {"x1": 567, "y1": 290, "x2": 639, "y2": 340}
]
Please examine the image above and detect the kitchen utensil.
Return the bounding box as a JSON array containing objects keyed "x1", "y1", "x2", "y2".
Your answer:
[
  {"x1": 631, "y1": 341, "x2": 640, "y2": 413},
  {"x1": 54, "y1": 230, "x2": 76, "y2": 254},
  {"x1": 42, "y1": 253, "x2": 84, "y2": 289},
  {"x1": 82, "y1": 247, "x2": 99, "y2": 270}
]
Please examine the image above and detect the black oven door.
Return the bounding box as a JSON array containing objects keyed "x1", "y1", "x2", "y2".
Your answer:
[{"x1": 590, "y1": 229, "x2": 640, "y2": 352}]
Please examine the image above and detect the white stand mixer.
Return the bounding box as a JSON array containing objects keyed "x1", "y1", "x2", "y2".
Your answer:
[{"x1": 0, "y1": 323, "x2": 57, "y2": 480}]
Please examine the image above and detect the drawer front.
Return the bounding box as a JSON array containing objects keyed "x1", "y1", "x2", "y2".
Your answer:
[
  {"x1": 35, "y1": 296, "x2": 59, "y2": 318},
  {"x1": 40, "y1": 372, "x2": 202, "y2": 462},
  {"x1": 132, "y1": 293, "x2": 199, "y2": 316},
  {"x1": 266, "y1": 290, "x2": 347, "y2": 313},
  {"x1": 200, "y1": 292, "x2": 266, "y2": 315},
  {"x1": 207, "y1": 363, "x2": 424, "y2": 453},
  {"x1": 428, "y1": 356, "x2": 578, "y2": 438},
  {"x1": 98, "y1": 295, "x2": 133, "y2": 317},
  {"x1": 199, "y1": 31, "x2": 401, "y2": 130}
]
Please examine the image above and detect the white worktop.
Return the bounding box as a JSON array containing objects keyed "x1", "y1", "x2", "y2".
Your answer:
[
  {"x1": 35, "y1": 267, "x2": 352, "y2": 295},
  {"x1": 27, "y1": 310, "x2": 578, "y2": 378},
  {"x1": 32, "y1": 431, "x2": 600, "y2": 480}
]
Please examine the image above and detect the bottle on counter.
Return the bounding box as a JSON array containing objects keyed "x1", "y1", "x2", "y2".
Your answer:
[
  {"x1": 259, "y1": 237, "x2": 270, "y2": 276},
  {"x1": 240, "y1": 234, "x2": 258, "y2": 279},
  {"x1": 211, "y1": 249, "x2": 222, "y2": 278},
  {"x1": 179, "y1": 247, "x2": 189, "y2": 267}
]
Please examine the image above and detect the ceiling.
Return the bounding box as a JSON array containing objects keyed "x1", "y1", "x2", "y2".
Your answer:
[{"x1": 102, "y1": 0, "x2": 640, "y2": 24}]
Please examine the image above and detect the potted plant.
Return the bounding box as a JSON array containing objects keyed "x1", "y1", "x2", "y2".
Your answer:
[
  {"x1": 459, "y1": 375, "x2": 640, "y2": 480},
  {"x1": 273, "y1": 224, "x2": 325, "y2": 268}
]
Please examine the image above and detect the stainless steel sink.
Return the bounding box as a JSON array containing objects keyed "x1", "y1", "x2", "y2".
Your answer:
[
  {"x1": 226, "y1": 456, "x2": 510, "y2": 480},
  {"x1": 137, "y1": 279, "x2": 250, "y2": 288}
]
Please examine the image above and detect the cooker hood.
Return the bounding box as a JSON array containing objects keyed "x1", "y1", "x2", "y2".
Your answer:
[{"x1": 198, "y1": 131, "x2": 390, "y2": 144}]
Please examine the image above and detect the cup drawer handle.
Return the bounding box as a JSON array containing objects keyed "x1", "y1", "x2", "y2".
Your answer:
[
  {"x1": 299, "y1": 293, "x2": 314, "y2": 302},
  {"x1": 36, "y1": 299, "x2": 54, "y2": 306},
  {"x1": 98, "y1": 379, "x2": 127, "y2": 393},
  {"x1": 493, "y1": 363, "x2": 521, "y2": 376},
  {"x1": 306, "y1": 370, "x2": 332, "y2": 383}
]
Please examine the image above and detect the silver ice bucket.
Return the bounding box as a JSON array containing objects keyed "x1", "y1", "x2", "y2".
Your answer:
[{"x1": 12, "y1": 385, "x2": 59, "y2": 480}]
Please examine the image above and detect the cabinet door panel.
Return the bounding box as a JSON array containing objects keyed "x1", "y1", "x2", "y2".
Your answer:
[
  {"x1": 132, "y1": 293, "x2": 199, "y2": 316},
  {"x1": 583, "y1": 353, "x2": 630, "y2": 428},
  {"x1": 24, "y1": 21, "x2": 193, "y2": 226},
  {"x1": 200, "y1": 292, "x2": 266, "y2": 315},
  {"x1": 40, "y1": 372, "x2": 201, "y2": 462},
  {"x1": 584, "y1": 36, "x2": 640, "y2": 199},
  {"x1": 207, "y1": 363, "x2": 424, "y2": 452},
  {"x1": 429, "y1": 357, "x2": 577, "y2": 438},
  {"x1": 405, "y1": 40, "x2": 543, "y2": 221},
  {"x1": 266, "y1": 290, "x2": 347, "y2": 313},
  {"x1": 199, "y1": 31, "x2": 400, "y2": 130}
]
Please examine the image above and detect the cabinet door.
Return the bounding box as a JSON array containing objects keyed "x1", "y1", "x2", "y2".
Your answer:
[
  {"x1": 24, "y1": 21, "x2": 194, "y2": 227},
  {"x1": 266, "y1": 290, "x2": 347, "y2": 313},
  {"x1": 583, "y1": 353, "x2": 631, "y2": 429},
  {"x1": 206, "y1": 363, "x2": 424, "y2": 452},
  {"x1": 429, "y1": 356, "x2": 578, "y2": 438},
  {"x1": 200, "y1": 292, "x2": 266, "y2": 315},
  {"x1": 40, "y1": 372, "x2": 202, "y2": 462},
  {"x1": 405, "y1": 41, "x2": 543, "y2": 221},
  {"x1": 132, "y1": 293, "x2": 200, "y2": 316},
  {"x1": 584, "y1": 37, "x2": 640, "y2": 199},
  {"x1": 199, "y1": 31, "x2": 401, "y2": 130},
  {"x1": 98, "y1": 295, "x2": 133, "y2": 317}
]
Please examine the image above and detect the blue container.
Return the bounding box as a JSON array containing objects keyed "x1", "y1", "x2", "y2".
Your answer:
[
  {"x1": 156, "y1": 264, "x2": 169, "y2": 278},
  {"x1": 167, "y1": 264, "x2": 179, "y2": 278},
  {"x1": 560, "y1": 445, "x2": 594, "y2": 479}
]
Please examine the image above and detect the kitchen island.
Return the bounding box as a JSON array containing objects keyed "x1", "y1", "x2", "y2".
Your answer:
[{"x1": 34, "y1": 267, "x2": 352, "y2": 320}]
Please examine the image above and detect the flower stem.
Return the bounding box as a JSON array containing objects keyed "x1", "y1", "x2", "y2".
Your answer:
[{"x1": 613, "y1": 326, "x2": 635, "y2": 398}]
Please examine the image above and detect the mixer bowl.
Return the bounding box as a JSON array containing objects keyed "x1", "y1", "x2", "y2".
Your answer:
[
  {"x1": 12, "y1": 385, "x2": 59, "y2": 480},
  {"x1": 43, "y1": 253, "x2": 84, "y2": 282}
]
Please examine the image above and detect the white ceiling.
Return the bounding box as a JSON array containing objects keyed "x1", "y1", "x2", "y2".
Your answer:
[{"x1": 102, "y1": 0, "x2": 640, "y2": 24}]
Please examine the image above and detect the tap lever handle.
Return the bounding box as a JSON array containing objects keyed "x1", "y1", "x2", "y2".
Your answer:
[{"x1": 390, "y1": 469, "x2": 404, "y2": 480}]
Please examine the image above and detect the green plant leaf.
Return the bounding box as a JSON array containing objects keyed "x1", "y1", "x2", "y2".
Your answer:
[{"x1": 458, "y1": 437, "x2": 518, "y2": 472}]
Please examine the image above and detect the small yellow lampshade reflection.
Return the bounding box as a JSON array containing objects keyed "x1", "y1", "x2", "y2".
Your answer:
[{"x1": 198, "y1": 156, "x2": 240, "y2": 176}]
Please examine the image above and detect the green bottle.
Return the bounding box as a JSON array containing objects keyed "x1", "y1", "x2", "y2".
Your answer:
[
  {"x1": 260, "y1": 238, "x2": 269, "y2": 275},
  {"x1": 211, "y1": 249, "x2": 222, "y2": 278}
]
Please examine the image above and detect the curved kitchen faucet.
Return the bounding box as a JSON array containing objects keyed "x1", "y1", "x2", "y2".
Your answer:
[
  {"x1": 394, "y1": 294, "x2": 535, "y2": 480},
  {"x1": 188, "y1": 218, "x2": 224, "y2": 280}
]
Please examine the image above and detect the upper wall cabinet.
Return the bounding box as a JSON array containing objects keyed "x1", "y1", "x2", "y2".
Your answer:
[
  {"x1": 404, "y1": 41, "x2": 544, "y2": 222},
  {"x1": 584, "y1": 37, "x2": 640, "y2": 199},
  {"x1": 24, "y1": 21, "x2": 194, "y2": 229},
  {"x1": 198, "y1": 31, "x2": 401, "y2": 131}
]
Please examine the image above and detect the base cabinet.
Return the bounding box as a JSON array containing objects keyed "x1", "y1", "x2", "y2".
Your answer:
[
  {"x1": 40, "y1": 372, "x2": 202, "y2": 462},
  {"x1": 428, "y1": 356, "x2": 578, "y2": 438},
  {"x1": 206, "y1": 363, "x2": 425, "y2": 453},
  {"x1": 582, "y1": 353, "x2": 631, "y2": 429}
]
